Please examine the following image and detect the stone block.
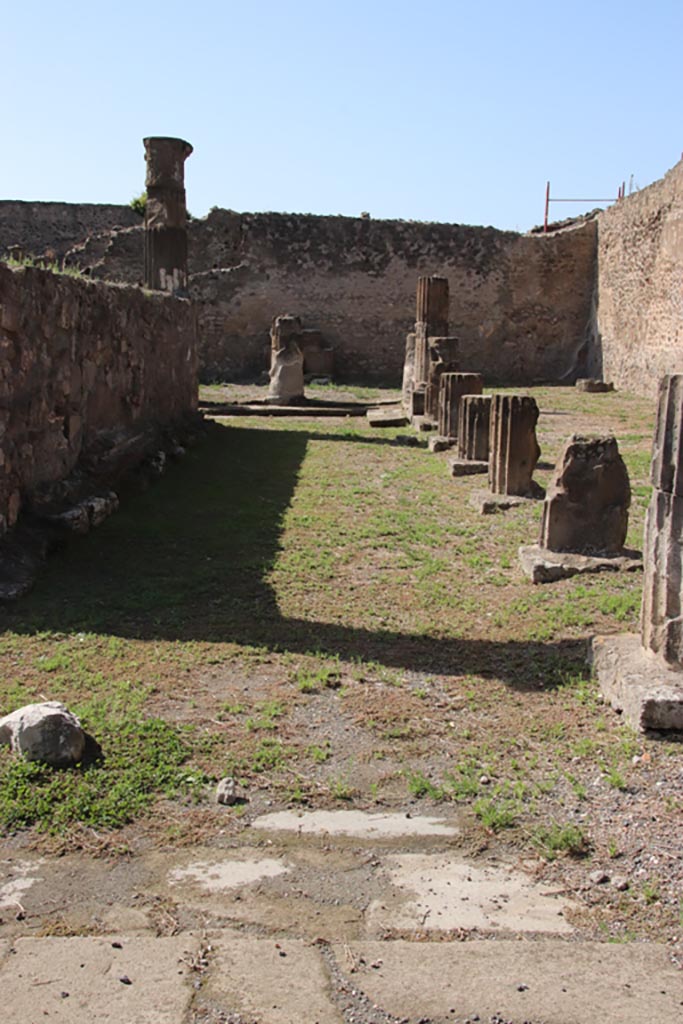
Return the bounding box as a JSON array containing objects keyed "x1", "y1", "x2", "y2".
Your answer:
[
  {"x1": 641, "y1": 488, "x2": 683, "y2": 663},
  {"x1": 366, "y1": 407, "x2": 408, "y2": 428},
  {"x1": 540, "y1": 434, "x2": 630, "y2": 554},
  {"x1": 520, "y1": 544, "x2": 642, "y2": 584},
  {"x1": 591, "y1": 633, "x2": 683, "y2": 732},
  {"x1": 448, "y1": 456, "x2": 488, "y2": 477},
  {"x1": 575, "y1": 378, "x2": 614, "y2": 393},
  {"x1": 650, "y1": 374, "x2": 683, "y2": 496}
]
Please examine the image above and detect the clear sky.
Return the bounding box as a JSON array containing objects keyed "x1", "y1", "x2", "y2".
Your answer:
[{"x1": 4, "y1": 1, "x2": 681, "y2": 231}]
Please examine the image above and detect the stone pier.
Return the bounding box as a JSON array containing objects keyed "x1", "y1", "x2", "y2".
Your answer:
[
  {"x1": 447, "y1": 394, "x2": 491, "y2": 475},
  {"x1": 520, "y1": 434, "x2": 641, "y2": 583},
  {"x1": 267, "y1": 315, "x2": 305, "y2": 404},
  {"x1": 470, "y1": 395, "x2": 542, "y2": 512},
  {"x1": 592, "y1": 375, "x2": 683, "y2": 730},
  {"x1": 143, "y1": 136, "x2": 193, "y2": 294},
  {"x1": 424, "y1": 338, "x2": 459, "y2": 423},
  {"x1": 405, "y1": 276, "x2": 457, "y2": 423},
  {"x1": 437, "y1": 373, "x2": 484, "y2": 441}
]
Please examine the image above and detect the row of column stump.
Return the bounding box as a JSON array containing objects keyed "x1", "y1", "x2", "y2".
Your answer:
[{"x1": 400, "y1": 276, "x2": 683, "y2": 731}]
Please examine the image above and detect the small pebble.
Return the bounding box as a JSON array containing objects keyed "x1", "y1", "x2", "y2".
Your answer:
[
  {"x1": 613, "y1": 876, "x2": 630, "y2": 891},
  {"x1": 589, "y1": 870, "x2": 610, "y2": 885},
  {"x1": 119, "y1": 975, "x2": 132, "y2": 985}
]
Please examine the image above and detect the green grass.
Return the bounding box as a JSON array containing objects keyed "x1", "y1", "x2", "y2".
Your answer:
[{"x1": 532, "y1": 822, "x2": 589, "y2": 859}]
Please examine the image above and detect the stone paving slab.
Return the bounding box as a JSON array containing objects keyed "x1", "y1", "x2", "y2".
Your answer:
[
  {"x1": 199, "y1": 935, "x2": 343, "y2": 1024},
  {"x1": 591, "y1": 632, "x2": 683, "y2": 731},
  {"x1": 0, "y1": 934, "x2": 200, "y2": 1023},
  {"x1": 336, "y1": 939, "x2": 683, "y2": 1024}
]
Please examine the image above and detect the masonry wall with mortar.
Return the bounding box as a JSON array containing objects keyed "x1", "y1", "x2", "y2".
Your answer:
[
  {"x1": 186, "y1": 211, "x2": 598, "y2": 385},
  {"x1": 0, "y1": 201, "x2": 141, "y2": 262},
  {"x1": 591, "y1": 159, "x2": 683, "y2": 397},
  {"x1": 0, "y1": 263, "x2": 197, "y2": 531}
]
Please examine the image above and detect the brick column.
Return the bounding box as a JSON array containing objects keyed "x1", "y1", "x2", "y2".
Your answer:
[
  {"x1": 641, "y1": 375, "x2": 683, "y2": 663},
  {"x1": 489, "y1": 394, "x2": 541, "y2": 495},
  {"x1": 457, "y1": 394, "x2": 492, "y2": 461},
  {"x1": 143, "y1": 136, "x2": 193, "y2": 293},
  {"x1": 438, "y1": 373, "x2": 484, "y2": 440}
]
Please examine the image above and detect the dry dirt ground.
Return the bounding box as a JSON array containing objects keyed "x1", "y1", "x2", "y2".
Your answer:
[{"x1": 0, "y1": 383, "x2": 681, "y2": 1023}]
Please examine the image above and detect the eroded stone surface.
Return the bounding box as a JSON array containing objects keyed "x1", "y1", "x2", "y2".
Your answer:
[
  {"x1": 540, "y1": 434, "x2": 630, "y2": 554},
  {"x1": 143, "y1": 136, "x2": 193, "y2": 294},
  {"x1": 336, "y1": 940, "x2": 683, "y2": 1024},
  {"x1": 424, "y1": 336, "x2": 459, "y2": 422},
  {"x1": 251, "y1": 809, "x2": 459, "y2": 838},
  {"x1": 366, "y1": 854, "x2": 576, "y2": 934},
  {"x1": 168, "y1": 856, "x2": 288, "y2": 893},
  {"x1": 366, "y1": 407, "x2": 408, "y2": 428},
  {"x1": 0, "y1": 935, "x2": 199, "y2": 1023},
  {"x1": 198, "y1": 935, "x2": 343, "y2": 1024}
]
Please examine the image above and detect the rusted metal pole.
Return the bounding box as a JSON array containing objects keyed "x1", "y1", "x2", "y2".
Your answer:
[{"x1": 544, "y1": 181, "x2": 550, "y2": 233}]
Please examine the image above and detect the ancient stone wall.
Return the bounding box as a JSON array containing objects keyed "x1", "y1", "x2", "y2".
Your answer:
[
  {"x1": 187, "y1": 210, "x2": 597, "y2": 385},
  {"x1": 0, "y1": 263, "x2": 197, "y2": 531},
  {"x1": 0, "y1": 201, "x2": 140, "y2": 261},
  {"x1": 591, "y1": 160, "x2": 683, "y2": 396}
]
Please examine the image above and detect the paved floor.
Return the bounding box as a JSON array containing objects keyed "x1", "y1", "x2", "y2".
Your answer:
[{"x1": 1, "y1": 810, "x2": 681, "y2": 1023}]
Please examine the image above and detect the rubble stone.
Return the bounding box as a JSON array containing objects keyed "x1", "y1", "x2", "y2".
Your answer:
[
  {"x1": 0, "y1": 701, "x2": 86, "y2": 767},
  {"x1": 540, "y1": 434, "x2": 631, "y2": 554}
]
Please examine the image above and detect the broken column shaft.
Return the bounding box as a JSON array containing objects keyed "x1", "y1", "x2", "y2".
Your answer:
[
  {"x1": 457, "y1": 394, "x2": 492, "y2": 462},
  {"x1": 413, "y1": 276, "x2": 449, "y2": 388},
  {"x1": 438, "y1": 373, "x2": 484, "y2": 441},
  {"x1": 489, "y1": 394, "x2": 541, "y2": 496},
  {"x1": 143, "y1": 136, "x2": 193, "y2": 293},
  {"x1": 641, "y1": 375, "x2": 683, "y2": 664}
]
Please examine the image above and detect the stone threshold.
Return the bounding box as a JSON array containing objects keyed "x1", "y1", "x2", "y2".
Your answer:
[{"x1": 470, "y1": 488, "x2": 544, "y2": 514}]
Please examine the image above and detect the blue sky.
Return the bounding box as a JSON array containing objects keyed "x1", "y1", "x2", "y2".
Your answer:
[{"x1": 4, "y1": 1, "x2": 681, "y2": 231}]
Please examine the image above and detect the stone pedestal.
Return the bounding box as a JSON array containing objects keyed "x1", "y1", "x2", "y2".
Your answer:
[
  {"x1": 267, "y1": 315, "x2": 305, "y2": 404},
  {"x1": 437, "y1": 373, "x2": 483, "y2": 441},
  {"x1": 143, "y1": 136, "x2": 193, "y2": 294},
  {"x1": 488, "y1": 395, "x2": 541, "y2": 497},
  {"x1": 592, "y1": 375, "x2": 683, "y2": 731}
]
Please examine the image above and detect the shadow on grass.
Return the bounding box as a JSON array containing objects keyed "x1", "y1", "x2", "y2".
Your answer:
[{"x1": 2, "y1": 421, "x2": 586, "y2": 691}]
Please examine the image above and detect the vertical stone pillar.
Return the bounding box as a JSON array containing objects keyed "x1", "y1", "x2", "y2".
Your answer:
[
  {"x1": 641, "y1": 375, "x2": 683, "y2": 664},
  {"x1": 267, "y1": 314, "x2": 305, "y2": 404},
  {"x1": 489, "y1": 394, "x2": 541, "y2": 496},
  {"x1": 402, "y1": 333, "x2": 416, "y2": 410},
  {"x1": 457, "y1": 394, "x2": 492, "y2": 462},
  {"x1": 438, "y1": 373, "x2": 484, "y2": 440},
  {"x1": 143, "y1": 136, "x2": 193, "y2": 294},
  {"x1": 414, "y1": 276, "x2": 449, "y2": 388},
  {"x1": 424, "y1": 337, "x2": 459, "y2": 421}
]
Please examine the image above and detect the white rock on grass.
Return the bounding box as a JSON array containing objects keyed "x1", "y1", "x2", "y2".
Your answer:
[{"x1": 0, "y1": 701, "x2": 86, "y2": 767}]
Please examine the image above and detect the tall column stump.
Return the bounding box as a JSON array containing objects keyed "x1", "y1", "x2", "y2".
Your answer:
[{"x1": 143, "y1": 136, "x2": 193, "y2": 294}]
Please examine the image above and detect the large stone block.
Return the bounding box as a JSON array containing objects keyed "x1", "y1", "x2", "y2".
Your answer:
[
  {"x1": 540, "y1": 434, "x2": 630, "y2": 554},
  {"x1": 267, "y1": 315, "x2": 305, "y2": 404}
]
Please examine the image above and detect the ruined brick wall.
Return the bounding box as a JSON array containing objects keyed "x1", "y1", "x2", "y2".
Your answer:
[
  {"x1": 590, "y1": 160, "x2": 683, "y2": 397},
  {"x1": 0, "y1": 263, "x2": 197, "y2": 531},
  {"x1": 0, "y1": 201, "x2": 141, "y2": 261},
  {"x1": 187, "y1": 210, "x2": 597, "y2": 385}
]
